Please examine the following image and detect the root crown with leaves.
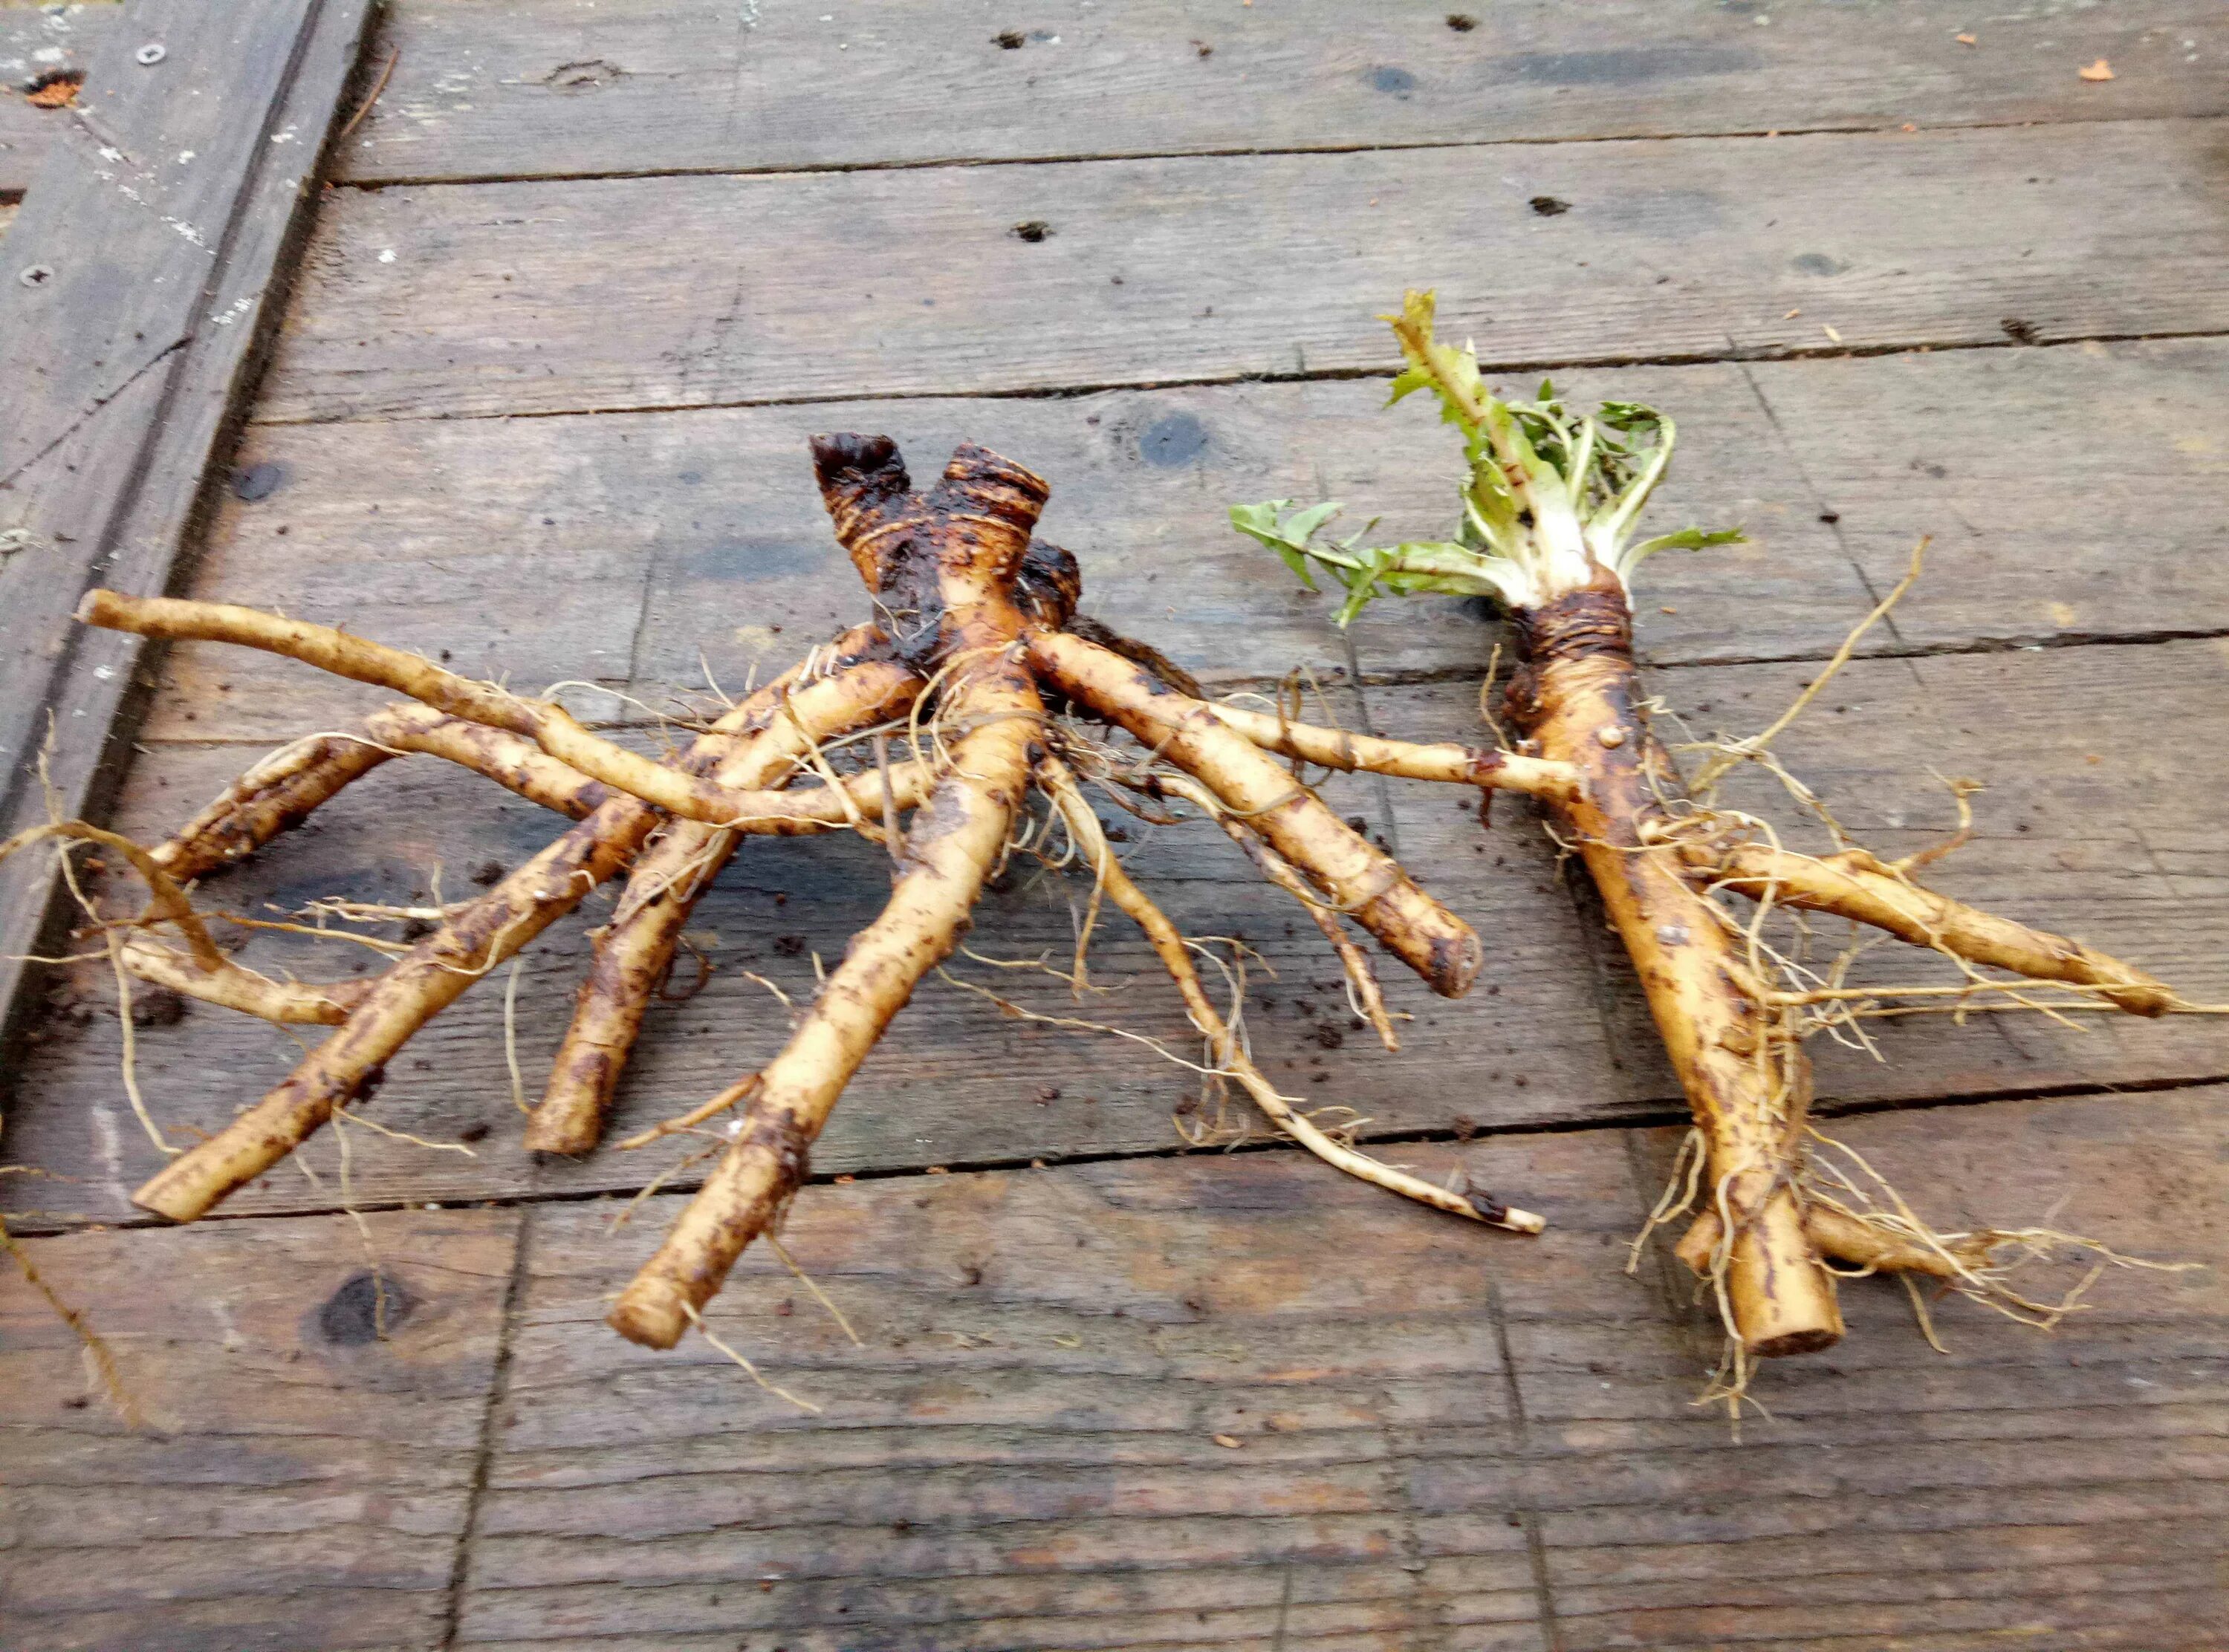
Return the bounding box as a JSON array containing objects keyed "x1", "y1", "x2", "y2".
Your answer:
[
  {"x1": 1237, "y1": 290, "x2": 2193, "y2": 1379},
  {"x1": 27, "y1": 434, "x2": 1568, "y2": 1357}
]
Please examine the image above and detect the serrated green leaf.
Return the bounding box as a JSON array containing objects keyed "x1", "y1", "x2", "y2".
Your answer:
[{"x1": 1282, "y1": 499, "x2": 1345, "y2": 545}]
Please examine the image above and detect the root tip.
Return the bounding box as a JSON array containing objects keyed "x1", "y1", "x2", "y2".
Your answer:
[
  {"x1": 609, "y1": 1279, "x2": 691, "y2": 1350},
  {"x1": 1749, "y1": 1325, "x2": 1841, "y2": 1359},
  {"x1": 129, "y1": 1179, "x2": 207, "y2": 1225},
  {"x1": 522, "y1": 1116, "x2": 601, "y2": 1157}
]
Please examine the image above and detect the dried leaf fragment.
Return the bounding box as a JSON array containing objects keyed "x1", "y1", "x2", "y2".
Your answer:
[
  {"x1": 2078, "y1": 58, "x2": 2115, "y2": 81},
  {"x1": 1212, "y1": 1432, "x2": 1244, "y2": 1448}
]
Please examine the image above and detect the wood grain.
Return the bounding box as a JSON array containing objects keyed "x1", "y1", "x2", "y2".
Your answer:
[
  {"x1": 0, "y1": 1203, "x2": 520, "y2": 1652},
  {"x1": 446, "y1": 1089, "x2": 2228, "y2": 1648},
  {"x1": 0, "y1": 0, "x2": 375, "y2": 1056},
  {"x1": 259, "y1": 118, "x2": 2229, "y2": 424},
  {"x1": 0, "y1": 1, "x2": 114, "y2": 197},
  {"x1": 339, "y1": 0, "x2": 2229, "y2": 186},
  {"x1": 9, "y1": 640, "x2": 2224, "y2": 1228}
]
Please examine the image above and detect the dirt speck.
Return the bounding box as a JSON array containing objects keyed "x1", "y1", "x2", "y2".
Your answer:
[{"x1": 24, "y1": 70, "x2": 84, "y2": 109}]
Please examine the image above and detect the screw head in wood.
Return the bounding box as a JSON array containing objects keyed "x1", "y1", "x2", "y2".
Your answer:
[
  {"x1": 18, "y1": 264, "x2": 55, "y2": 287},
  {"x1": 135, "y1": 42, "x2": 168, "y2": 65}
]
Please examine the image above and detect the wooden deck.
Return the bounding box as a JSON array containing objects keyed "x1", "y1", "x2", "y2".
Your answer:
[{"x1": 5, "y1": 3, "x2": 2229, "y2": 1647}]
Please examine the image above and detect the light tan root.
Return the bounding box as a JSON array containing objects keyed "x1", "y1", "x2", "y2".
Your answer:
[
  {"x1": 1201, "y1": 700, "x2": 1581, "y2": 802},
  {"x1": 1039, "y1": 755, "x2": 1542, "y2": 1233},
  {"x1": 82, "y1": 591, "x2": 915, "y2": 832},
  {"x1": 1152, "y1": 770, "x2": 1401, "y2": 1052},
  {"x1": 528, "y1": 715, "x2": 933, "y2": 1155},
  {"x1": 1510, "y1": 585, "x2": 1843, "y2": 1357},
  {"x1": 1695, "y1": 838, "x2": 2176, "y2": 1016},
  {"x1": 1025, "y1": 626, "x2": 1482, "y2": 998},
  {"x1": 608, "y1": 440, "x2": 1055, "y2": 1349},
  {"x1": 114, "y1": 934, "x2": 374, "y2": 1025},
  {"x1": 129, "y1": 657, "x2": 919, "y2": 1225},
  {"x1": 1675, "y1": 1203, "x2": 1979, "y2": 1281},
  {"x1": 0, "y1": 819, "x2": 372, "y2": 1024},
  {"x1": 152, "y1": 702, "x2": 617, "y2": 882}
]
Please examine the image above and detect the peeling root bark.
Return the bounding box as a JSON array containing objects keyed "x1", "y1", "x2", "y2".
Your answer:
[{"x1": 1026, "y1": 627, "x2": 1482, "y2": 998}]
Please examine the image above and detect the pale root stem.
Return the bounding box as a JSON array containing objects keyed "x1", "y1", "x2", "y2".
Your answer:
[
  {"x1": 1515, "y1": 587, "x2": 1843, "y2": 1357},
  {"x1": 0, "y1": 818, "x2": 369, "y2": 1025},
  {"x1": 616, "y1": 1074, "x2": 762, "y2": 1152},
  {"x1": 1026, "y1": 627, "x2": 1482, "y2": 998},
  {"x1": 1038, "y1": 756, "x2": 1542, "y2": 1234},
  {"x1": 81, "y1": 592, "x2": 909, "y2": 833},
  {"x1": 528, "y1": 697, "x2": 932, "y2": 1156},
  {"x1": 1201, "y1": 701, "x2": 1581, "y2": 801},
  {"x1": 1152, "y1": 770, "x2": 1401, "y2": 1052},
  {"x1": 1698, "y1": 840, "x2": 2175, "y2": 1016},
  {"x1": 0, "y1": 819, "x2": 224, "y2": 972},
  {"x1": 130, "y1": 660, "x2": 917, "y2": 1226},
  {"x1": 117, "y1": 934, "x2": 374, "y2": 1025},
  {"x1": 609, "y1": 651, "x2": 1045, "y2": 1350},
  {"x1": 1675, "y1": 1204, "x2": 1973, "y2": 1281}
]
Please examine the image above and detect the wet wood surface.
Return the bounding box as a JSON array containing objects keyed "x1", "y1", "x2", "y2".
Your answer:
[{"x1": 4, "y1": 1, "x2": 2228, "y2": 1647}]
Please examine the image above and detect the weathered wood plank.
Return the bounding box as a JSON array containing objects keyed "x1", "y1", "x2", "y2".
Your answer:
[
  {"x1": 1525, "y1": 1090, "x2": 2229, "y2": 1651},
  {"x1": 120, "y1": 337, "x2": 2229, "y2": 748},
  {"x1": 340, "y1": 0, "x2": 2229, "y2": 186},
  {"x1": 0, "y1": 0, "x2": 376, "y2": 1053},
  {"x1": 7, "y1": 640, "x2": 2222, "y2": 1226},
  {"x1": 0, "y1": 1204, "x2": 521, "y2": 1652},
  {"x1": 0, "y1": 1, "x2": 114, "y2": 197},
  {"x1": 449, "y1": 1089, "x2": 2228, "y2": 1648},
  {"x1": 259, "y1": 118, "x2": 2229, "y2": 425}
]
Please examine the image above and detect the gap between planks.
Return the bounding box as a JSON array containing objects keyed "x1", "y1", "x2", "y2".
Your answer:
[
  {"x1": 332, "y1": 107, "x2": 2229, "y2": 195},
  {"x1": 243, "y1": 325, "x2": 2229, "y2": 432},
  {"x1": 12, "y1": 1068, "x2": 2225, "y2": 1243}
]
